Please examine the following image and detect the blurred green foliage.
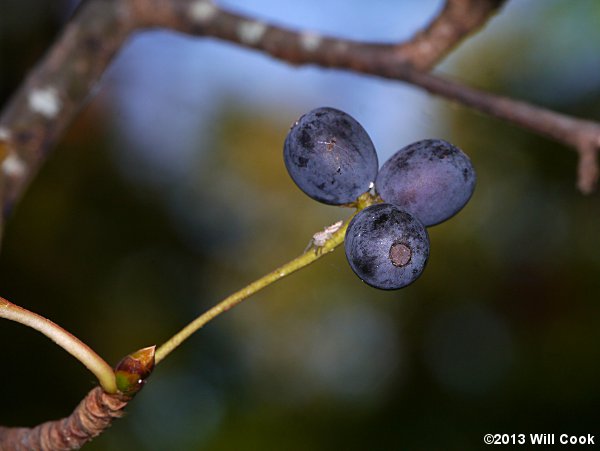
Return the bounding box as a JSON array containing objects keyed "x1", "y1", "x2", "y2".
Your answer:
[{"x1": 1, "y1": 1, "x2": 600, "y2": 450}]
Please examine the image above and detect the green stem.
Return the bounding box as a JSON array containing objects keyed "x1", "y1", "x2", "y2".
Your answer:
[
  {"x1": 0, "y1": 297, "x2": 117, "y2": 393},
  {"x1": 155, "y1": 191, "x2": 381, "y2": 364},
  {"x1": 155, "y1": 215, "x2": 352, "y2": 364}
]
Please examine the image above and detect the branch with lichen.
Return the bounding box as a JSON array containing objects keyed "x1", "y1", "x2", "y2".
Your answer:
[
  {"x1": 0, "y1": 0, "x2": 507, "y2": 236},
  {"x1": 1, "y1": 0, "x2": 598, "y2": 248}
]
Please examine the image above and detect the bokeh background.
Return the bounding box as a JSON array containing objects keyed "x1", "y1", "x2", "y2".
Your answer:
[{"x1": 1, "y1": 0, "x2": 600, "y2": 449}]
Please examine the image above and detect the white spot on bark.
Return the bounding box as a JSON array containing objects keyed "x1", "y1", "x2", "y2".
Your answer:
[
  {"x1": 2, "y1": 153, "x2": 26, "y2": 178},
  {"x1": 28, "y1": 87, "x2": 61, "y2": 119},
  {"x1": 300, "y1": 32, "x2": 322, "y2": 52},
  {"x1": 237, "y1": 21, "x2": 267, "y2": 45},
  {"x1": 189, "y1": 0, "x2": 217, "y2": 23},
  {"x1": 0, "y1": 127, "x2": 10, "y2": 140}
]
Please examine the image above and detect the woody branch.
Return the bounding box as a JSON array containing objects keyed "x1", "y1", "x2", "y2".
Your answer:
[{"x1": 1, "y1": 1, "x2": 599, "y2": 251}]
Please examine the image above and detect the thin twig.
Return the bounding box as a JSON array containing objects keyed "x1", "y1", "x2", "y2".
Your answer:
[
  {"x1": 0, "y1": 297, "x2": 117, "y2": 393},
  {"x1": 405, "y1": 71, "x2": 600, "y2": 192},
  {"x1": 397, "y1": 0, "x2": 508, "y2": 71},
  {"x1": 155, "y1": 209, "x2": 356, "y2": 364}
]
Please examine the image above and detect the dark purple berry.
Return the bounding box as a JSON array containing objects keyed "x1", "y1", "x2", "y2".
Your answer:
[
  {"x1": 284, "y1": 107, "x2": 379, "y2": 205},
  {"x1": 344, "y1": 203, "x2": 429, "y2": 290},
  {"x1": 375, "y1": 139, "x2": 476, "y2": 226}
]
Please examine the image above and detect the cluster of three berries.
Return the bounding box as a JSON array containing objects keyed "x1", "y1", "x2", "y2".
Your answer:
[{"x1": 284, "y1": 107, "x2": 476, "y2": 290}]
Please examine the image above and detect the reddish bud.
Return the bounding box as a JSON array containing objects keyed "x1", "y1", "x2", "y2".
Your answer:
[{"x1": 114, "y1": 345, "x2": 156, "y2": 395}]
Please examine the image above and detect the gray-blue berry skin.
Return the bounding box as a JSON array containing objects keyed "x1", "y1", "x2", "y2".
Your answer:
[
  {"x1": 375, "y1": 139, "x2": 476, "y2": 227},
  {"x1": 284, "y1": 107, "x2": 379, "y2": 205},
  {"x1": 344, "y1": 203, "x2": 429, "y2": 290}
]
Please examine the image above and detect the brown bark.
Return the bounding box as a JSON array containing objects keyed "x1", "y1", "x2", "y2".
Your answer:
[{"x1": 0, "y1": 388, "x2": 130, "y2": 451}]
